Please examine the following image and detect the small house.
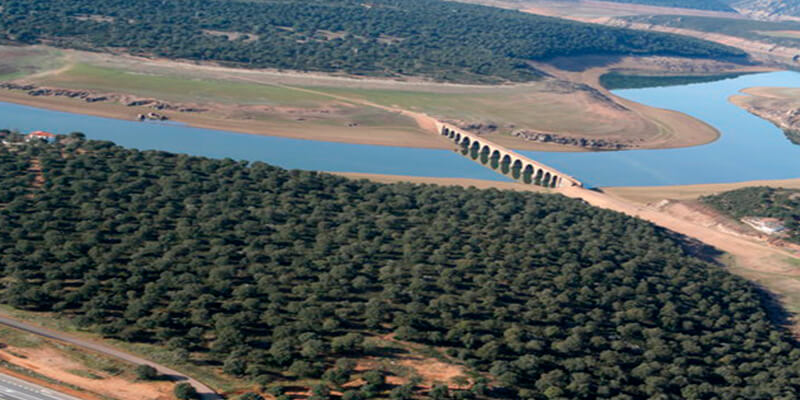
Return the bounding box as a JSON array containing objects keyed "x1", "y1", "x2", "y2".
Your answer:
[
  {"x1": 742, "y1": 217, "x2": 786, "y2": 235},
  {"x1": 26, "y1": 130, "x2": 57, "y2": 143}
]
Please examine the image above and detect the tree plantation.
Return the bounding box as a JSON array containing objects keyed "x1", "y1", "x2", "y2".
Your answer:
[
  {"x1": 2, "y1": 135, "x2": 800, "y2": 399},
  {"x1": 0, "y1": 0, "x2": 746, "y2": 83}
]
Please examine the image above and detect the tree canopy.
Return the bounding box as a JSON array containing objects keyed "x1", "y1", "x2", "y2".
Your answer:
[{"x1": 1, "y1": 135, "x2": 799, "y2": 398}]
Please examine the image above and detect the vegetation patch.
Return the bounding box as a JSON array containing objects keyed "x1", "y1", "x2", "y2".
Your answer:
[
  {"x1": 701, "y1": 186, "x2": 800, "y2": 244},
  {"x1": 0, "y1": 0, "x2": 746, "y2": 83},
  {"x1": 1, "y1": 134, "x2": 800, "y2": 398}
]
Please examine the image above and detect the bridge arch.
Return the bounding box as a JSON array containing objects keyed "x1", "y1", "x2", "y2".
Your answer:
[
  {"x1": 490, "y1": 150, "x2": 501, "y2": 169},
  {"x1": 500, "y1": 154, "x2": 512, "y2": 174},
  {"x1": 511, "y1": 159, "x2": 523, "y2": 179},
  {"x1": 523, "y1": 164, "x2": 534, "y2": 184},
  {"x1": 435, "y1": 122, "x2": 582, "y2": 188},
  {"x1": 470, "y1": 141, "x2": 481, "y2": 160}
]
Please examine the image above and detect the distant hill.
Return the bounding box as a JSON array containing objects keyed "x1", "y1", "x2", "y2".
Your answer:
[
  {"x1": 0, "y1": 0, "x2": 747, "y2": 83},
  {"x1": 586, "y1": 0, "x2": 736, "y2": 12},
  {"x1": 727, "y1": 0, "x2": 800, "y2": 20}
]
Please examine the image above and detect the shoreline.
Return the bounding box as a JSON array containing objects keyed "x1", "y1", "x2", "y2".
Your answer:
[
  {"x1": 334, "y1": 172, "x2": 800, "y2": 197},
  {"x1": 0, "y1": 88, "x2": 719, "y2": 153}
]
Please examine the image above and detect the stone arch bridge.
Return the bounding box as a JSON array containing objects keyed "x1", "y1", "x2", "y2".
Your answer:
[{"x1": 437, "y1": 122, "x2": 582, "y2": 188}]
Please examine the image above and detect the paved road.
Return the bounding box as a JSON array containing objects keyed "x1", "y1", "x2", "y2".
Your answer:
[
  {"x1": 0, "y1": 315, "x2": 222, "y2": 400},
  {"x1": 0, "y1": 373, "x2": 81, "y2": 400}
]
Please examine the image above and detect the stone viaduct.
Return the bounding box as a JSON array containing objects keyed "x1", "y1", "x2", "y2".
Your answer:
[{"x1": 436, "y1": 122, "x2": 582, "y2": 188}]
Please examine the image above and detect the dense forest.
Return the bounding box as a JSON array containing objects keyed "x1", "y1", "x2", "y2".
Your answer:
[
  {"x1": 575, "y1": 0, "x2": 735, "y2": 12},
  {"x1": 702, "y1": 186, "x2": 800, "y2": 244},
  {"x1": 1, "y1": 132, "x2": 800, "y2": 398},
  {"x1": 0, "y1": 0, "x2": 746, "y2": 83}
]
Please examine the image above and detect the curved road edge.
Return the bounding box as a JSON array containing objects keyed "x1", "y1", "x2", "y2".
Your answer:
[{"x1": 0, "y1": 314, "x2": 222, "y2": 400}]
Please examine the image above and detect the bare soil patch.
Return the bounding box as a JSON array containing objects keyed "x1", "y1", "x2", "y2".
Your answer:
[{"x1": 0, "y1": 345, "x2": 173, "y2": 400}]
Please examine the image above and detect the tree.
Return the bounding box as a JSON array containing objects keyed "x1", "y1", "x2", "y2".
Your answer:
[
  {"x1": 134, "y1": 364, "x2": 159, "y2": 380},
  {"x1": 174, "y1": 383, "x2": 198, "y2": 400}
]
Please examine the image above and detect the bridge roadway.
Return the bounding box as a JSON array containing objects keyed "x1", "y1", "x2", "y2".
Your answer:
[{"x1": 436, "y1": 122, "x2": 582, "y2": 188}]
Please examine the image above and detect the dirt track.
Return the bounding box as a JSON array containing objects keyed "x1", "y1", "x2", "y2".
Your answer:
[{"x1": 0, "y1": 315, "x2": 221, "y2": 400}]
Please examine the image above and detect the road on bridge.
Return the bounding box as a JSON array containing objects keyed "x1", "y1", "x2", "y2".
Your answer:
[
  {"x1": 0, "y1": 315, "x2": 222, "y2": 400},
  {"x1": 0, "y1": 372, "x2": 81, "y2": 400}
]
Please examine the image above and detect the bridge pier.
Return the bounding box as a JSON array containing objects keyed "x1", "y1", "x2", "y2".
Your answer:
[{"x1": 437, "y1": 122, "x2": 582, "y2": 188}]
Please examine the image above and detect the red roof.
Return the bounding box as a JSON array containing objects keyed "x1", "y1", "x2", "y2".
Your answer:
[{"x1": 29, "y1": 131, "x2": 56, "y2": 138}]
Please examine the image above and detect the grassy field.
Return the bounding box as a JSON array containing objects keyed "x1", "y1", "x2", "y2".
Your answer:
[
  {"x1": 37, "y1": 63, "x2": 334, "y2": 107},
  {"x1": 0, "y1": 47, "x2": 65, "y2": 81},
  {"x1": 310, "y1": 84, "x2": 634, "y2": 137}
]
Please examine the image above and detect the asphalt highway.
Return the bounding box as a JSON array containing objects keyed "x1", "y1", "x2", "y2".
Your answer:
[
  {"x1": 0, "y1": 314, "x2": 221, "y2": 400},
  {"x1": 0, "y1": 373, "x2": 81, "y2": 400}
]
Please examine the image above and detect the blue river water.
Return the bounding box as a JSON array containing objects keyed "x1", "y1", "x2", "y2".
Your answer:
[{"x1": 1, "y1": 70, "x2": 799, "y2": 187}]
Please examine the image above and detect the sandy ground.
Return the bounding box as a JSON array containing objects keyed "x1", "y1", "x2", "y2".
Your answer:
[
  {"x1": 0, "y1": 345, "x2": 173, "y2": 400},
  {"x1": 560, "y1": 183, "x2": 800, "y2": 273},
  {"x1": 603, "y1": 178, "x2": 800, "y2": 204}
]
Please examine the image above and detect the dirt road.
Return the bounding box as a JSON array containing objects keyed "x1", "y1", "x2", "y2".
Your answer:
[
  {"x1": 559, "y1": 185, "x2": 800, "y2": 277},
  {"x1": 0, "y1": 315, "x2": 221, "y2": 400}
]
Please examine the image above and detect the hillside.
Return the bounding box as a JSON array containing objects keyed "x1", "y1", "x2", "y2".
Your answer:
[
  {"x1": 2, "y1": 133, "x2": 800, "y2": 398},
  {"x1": 727, "y1": 0, "x2": 800, "y2": 20},
  {"x1": 701, "y1": 186, "x2": 800, "y2": 243},
  {"x1": 0, "y1": 0, "x2": 746, "y2": 83},
  {"x1": 587, "y1": 0, "x2": 735, "y2": 12}
]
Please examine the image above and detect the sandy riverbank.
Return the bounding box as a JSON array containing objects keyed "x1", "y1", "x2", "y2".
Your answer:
[{"x1": 730, "y1": 86, "x2": 800, "y2": 144}]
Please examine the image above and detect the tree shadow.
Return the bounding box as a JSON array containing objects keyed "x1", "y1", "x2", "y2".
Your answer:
[
  {"x1": 664, "y1": 229, "x2": 724, "y2": 265},
  {"x1": 545, "y1": 55, "x2": 624, "y2": 72},
  {"x1": 753, "y1": 283, "x2": 795, "y2": 335}
]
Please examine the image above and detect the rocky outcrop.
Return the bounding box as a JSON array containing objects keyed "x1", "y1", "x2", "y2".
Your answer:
[
  {"x1": 740, "y1": 103, "x2": 800, "y2": 145},
  {"x1": 511, "y1": 130, "x2": 632, "y2": 150},
  {"x1": 730, "y1": 0, "x2": 800, "y2": 21},
  {"x1": 0, "y1": 83, "x2": 207, "y2": 114},
  {"x1": 545, "y1": 80, "x2": 630, "y2": 112}
]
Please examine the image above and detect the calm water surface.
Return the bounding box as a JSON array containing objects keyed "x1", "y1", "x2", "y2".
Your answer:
[
  {"x1": 0, "y1": 103, "x2": 508, "y2": 181},
  {"x1": 1, "y1": 71, "x2": 799, "y2": 187},
  {"x1": 524, "y1": 71, "x2": 800, "y2": 187}
]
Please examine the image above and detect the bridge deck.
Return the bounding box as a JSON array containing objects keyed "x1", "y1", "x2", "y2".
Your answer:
[{"x1": 436, "y1": 122, "x2": 582, "y2": 188}]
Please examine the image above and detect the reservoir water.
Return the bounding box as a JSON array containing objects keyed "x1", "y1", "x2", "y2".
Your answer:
[
  {"x1": 523, "y1": 71, "x2": 800, "y2": 187},
  {"x1": 1, "y1": 71, "x2": 799, "y2": 187}
]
